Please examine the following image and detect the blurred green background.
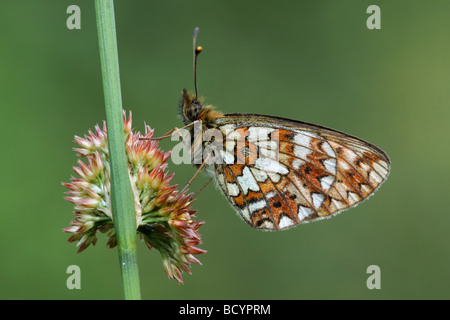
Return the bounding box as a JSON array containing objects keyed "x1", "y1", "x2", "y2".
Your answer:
[{"x1": 1, "y1": 0, "x2": 449, "y2": 299}]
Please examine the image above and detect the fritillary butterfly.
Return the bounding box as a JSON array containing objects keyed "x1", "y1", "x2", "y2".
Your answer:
[{"x1": 178, "y1": 28, "x2": 391, "y2": 231}]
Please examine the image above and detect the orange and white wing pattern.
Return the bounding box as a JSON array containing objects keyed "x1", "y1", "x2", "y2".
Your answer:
[{"x1": 211, "y1": 114, "x2": 390, "y2": 231}]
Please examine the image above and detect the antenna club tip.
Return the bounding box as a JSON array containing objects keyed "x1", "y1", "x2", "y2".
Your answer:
[{"x1": 196, "y1": 46, "x2": 203, "y2": 53}]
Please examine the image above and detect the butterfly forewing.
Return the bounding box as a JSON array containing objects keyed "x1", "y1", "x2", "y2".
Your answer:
[{"x1": 212, "y1": 114, "x2": 390, "y2": 231}]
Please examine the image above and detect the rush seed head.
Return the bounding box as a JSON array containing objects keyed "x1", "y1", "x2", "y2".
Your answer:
[{"x1": 63, "y1": 111, "x2": 205, "y2": 283}]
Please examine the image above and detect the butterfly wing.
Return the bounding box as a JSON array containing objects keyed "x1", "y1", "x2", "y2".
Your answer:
[{"x1": 211, "y1": 113, "x2": 390, "y2": 231}]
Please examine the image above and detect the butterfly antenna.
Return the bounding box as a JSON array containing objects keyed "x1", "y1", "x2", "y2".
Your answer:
[{"x1": 193, "y1": 27, "x2": 202, "y2": 101}]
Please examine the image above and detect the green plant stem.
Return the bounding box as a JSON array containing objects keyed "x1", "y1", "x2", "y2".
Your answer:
[{"x1": 94, "y1": 0, "x2": 141, "y2": 300}]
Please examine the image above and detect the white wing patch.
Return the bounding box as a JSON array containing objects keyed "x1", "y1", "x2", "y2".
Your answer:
[
  {"x1": 255, "y1": 158, "x2": 288, "y2": 175},
  {"x1": 236, "y1": 166, "x2": 259, "y2": 195}
]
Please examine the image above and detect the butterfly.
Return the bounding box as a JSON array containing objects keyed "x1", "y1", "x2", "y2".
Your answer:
[{"x1": 176, "y1": 28, "x2": 390, "y2": 231}]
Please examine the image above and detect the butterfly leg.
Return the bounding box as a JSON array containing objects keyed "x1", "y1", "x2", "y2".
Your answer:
[
  {"x1": 139, "y1": 121, "x2": 197, "y2": 141},
  {"x1": 181, "y1": 153, "x2": 212, "y2": 194},
  {"x1": 140, "y1": 127, "x2": 181, "y2": 141},
  {"x1": 192, "y1": 177, "x2": 213, "y2": 198}
]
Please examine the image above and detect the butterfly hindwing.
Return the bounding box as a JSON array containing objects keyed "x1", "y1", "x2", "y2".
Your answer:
[{"x1": 211, "y1": 114, "x2": 390, "y2": 230}]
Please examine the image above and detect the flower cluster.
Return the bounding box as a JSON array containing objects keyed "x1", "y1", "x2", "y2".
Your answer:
[{"x1": 63, "y1": 111, "x2": 205, "y2": 283}]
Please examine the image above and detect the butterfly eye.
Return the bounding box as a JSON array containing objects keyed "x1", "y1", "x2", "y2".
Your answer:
[{"x1": 187, "y1": 109, "x2": 195, "y2": 119}]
